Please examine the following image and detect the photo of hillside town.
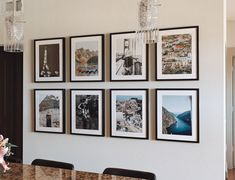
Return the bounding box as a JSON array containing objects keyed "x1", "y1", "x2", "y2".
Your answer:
[
  {"x1": 162, "y1": 95, "x2": 192, "y2": 136},
  {"x1": 115, "y1": 95, "x2": 143, "y2": 133},
  {"x1": 74, "y1": 41, "x2": 99, "y2": 77},
  {"x1": 161, "y1": 33, "x2": 192, "y2": 75}
]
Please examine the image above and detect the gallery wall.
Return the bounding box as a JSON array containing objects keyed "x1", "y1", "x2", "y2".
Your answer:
[{"x1": 22, "y1": 0, "x2": 225, "y2": 180}]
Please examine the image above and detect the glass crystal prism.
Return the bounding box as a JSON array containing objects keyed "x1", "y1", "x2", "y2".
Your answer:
[{"x1": 136, "y1": 0, "x2": 160, "y2": 44}]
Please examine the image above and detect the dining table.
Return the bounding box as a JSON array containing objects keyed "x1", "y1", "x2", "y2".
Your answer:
[{"x1": 0, "y1": 163, "x2": 142, "y2": 180}]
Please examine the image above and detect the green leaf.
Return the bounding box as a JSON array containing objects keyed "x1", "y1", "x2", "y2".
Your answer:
[{"x1": 6, "y1": 143, "x2": 18, "y2": 148}]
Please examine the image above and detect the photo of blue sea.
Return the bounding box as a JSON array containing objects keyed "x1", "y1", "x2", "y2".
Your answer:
[{"x1": 162, "y1": 95, "x2": 192, "y2": 136}]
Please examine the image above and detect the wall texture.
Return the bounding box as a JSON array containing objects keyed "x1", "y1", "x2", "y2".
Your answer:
[
  {"x1": 22, "y1": 0, "x2": 225, "y2": 180},
  {"x1": 0, "y1": 16, "x2": 3, "y2": 45},
  {"x1": 227, "y1": 21, "x2": 235, "y2": 47}
]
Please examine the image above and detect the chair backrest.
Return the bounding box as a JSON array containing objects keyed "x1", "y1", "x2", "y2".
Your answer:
[
  {"x1": 103, "y1": 168, "x2": 156, "y2": 180},
  {"x1": 31, "y1": 159, "x2": 74, "y2": 170}
]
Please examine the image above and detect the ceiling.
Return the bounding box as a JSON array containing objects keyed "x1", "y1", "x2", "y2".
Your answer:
[{"x1": 227, "y1": 0, "x2": 235, "y2": 20}]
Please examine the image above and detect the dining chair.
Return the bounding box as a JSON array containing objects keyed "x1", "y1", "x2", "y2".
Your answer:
[
  {"x1": 31, "y1": 159, "x2": 74, "y2": 170},
  {"x1": 103, "y1": 167, "x2": 156, "y2": 180}
]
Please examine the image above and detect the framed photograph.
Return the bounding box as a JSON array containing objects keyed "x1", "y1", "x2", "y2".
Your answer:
[
  {"x1": 110, "y1": 89, "x2": 148, "y2": 139},
  {"x1": 70, "y1": 34, "x2": 105, "y2": 82},
  {"x1": 156, "y1": 26, "x2": 199, "y2": 81},
  {"x1": 110, "y1": 31, "x2": 148, "y2": 81},
  {"x1": 70, "y1": 89, "x2": 105, "y2": 136},
  {"x1": 156, "y1": 89, "x2": 199, "y2": 143},
  {"x1": 34, "y1": 38, "x2": 65, "y2": 82},
  {"x1": 34, "y1": 89, "x2": 65, "y2": 133}
]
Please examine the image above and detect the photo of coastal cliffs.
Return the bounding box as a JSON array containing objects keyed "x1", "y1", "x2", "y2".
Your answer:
[
  {"x1": 161, "y1": 34, "x2": 192, "y2": 75},
  {"x1": 162, "y1": 95, "x2": 192, "y2": 136}
]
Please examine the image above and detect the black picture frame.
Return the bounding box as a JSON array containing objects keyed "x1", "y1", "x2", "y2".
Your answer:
[
  {"x1": 34, "y1": 89, "x2": 66, "y2": 134},
  {"x1": 155, "y1": 88, "x2": 199, "y2": 143},
  {"x1": 34, "y1": 37, "x2": 66, "y2": 83},
  {"x1": 110, "y1": 31, "x2": 149, "y2": 81},
  {"x1": 110, "y1": 89, "x2": 149, "y2": 139},
  {"x1": 155, "y1": 26, "x2": 199, "y2": 81},
  {"x1": 70, "y1": 89, "x2": 105, "y2": 136},
  {"x1": 70, "y1": 34, "x2": 105, "y2": 82}
]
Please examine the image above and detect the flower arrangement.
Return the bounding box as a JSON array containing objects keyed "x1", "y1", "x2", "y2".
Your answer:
[{"x1": 0, "y1": 135, "x2": 17, "y2": 172}]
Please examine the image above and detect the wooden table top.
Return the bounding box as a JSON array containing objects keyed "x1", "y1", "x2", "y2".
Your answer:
[{"x1": 0, "y1": 163, "x2": 142, "y2": 180}]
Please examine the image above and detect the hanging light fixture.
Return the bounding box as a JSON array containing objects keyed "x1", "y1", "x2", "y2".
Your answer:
[
  {"x1": 136, "y1": 0, "x2": 161, "y2": 44},
  {"x1": 3, "y1": 0, "x2": 24, "y2": 52}
]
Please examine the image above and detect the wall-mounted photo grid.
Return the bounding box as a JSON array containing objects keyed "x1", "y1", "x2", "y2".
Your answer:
[{"x1": 33, "y1": 26, "x2": 199, "y2": 143}]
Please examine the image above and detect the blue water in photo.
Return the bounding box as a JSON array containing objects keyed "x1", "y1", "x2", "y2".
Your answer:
[{"x1": 167, "y1": 114, "x2": 192, "y2": 136}]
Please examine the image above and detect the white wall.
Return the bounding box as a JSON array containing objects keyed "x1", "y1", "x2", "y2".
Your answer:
[
  {"x1": 227, "y1": 21, "x2": 235, "y2": 47},
  {"x1": 0, "y1": 20, "x2": 3, "y2": 44},
  {"x1": 23, "y1": 0, "x2": 225, "y2": 180},
  {"x1": 0, "y1": 3, "x2": 3, "y2": 45}
]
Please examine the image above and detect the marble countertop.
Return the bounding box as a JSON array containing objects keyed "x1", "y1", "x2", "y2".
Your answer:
[{"x1": 0, "y1": 163, "x2": 142, "y2": 180}]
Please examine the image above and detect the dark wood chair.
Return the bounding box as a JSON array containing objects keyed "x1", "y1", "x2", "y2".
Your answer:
[
  {"x1": 31, "y1": 159, "x2": 74, "y2": 170},
  {"x1": 103, "y1": 167, "x2": 156, "y2": 180}
]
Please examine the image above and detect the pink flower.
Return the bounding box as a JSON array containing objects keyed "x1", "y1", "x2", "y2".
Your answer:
[{"x1": 0, "y1": 135, "x2": 10, "y2": 172}]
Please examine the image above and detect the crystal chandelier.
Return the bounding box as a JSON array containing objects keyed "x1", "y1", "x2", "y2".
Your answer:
[
  {"x1": 2, "y1": 0, "x2": 24, "y2": 52},
  {"x1": 136, "y1": 0, "x2": 161, "y2": 44}
]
